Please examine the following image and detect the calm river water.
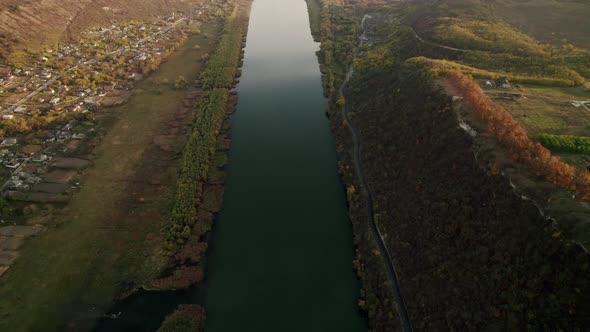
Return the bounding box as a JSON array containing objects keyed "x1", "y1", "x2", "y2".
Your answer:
[{"x1": 204, "y1": 0, "x2": 366, "y2": 330}]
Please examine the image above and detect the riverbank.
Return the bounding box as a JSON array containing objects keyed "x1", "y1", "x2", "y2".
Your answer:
[
  {"x1": 0, "y1": 11, "x2": 229, "y2": 332},
  {"x1": 150, "y1": 0, "x2": 251, "y2": 292},
  {"x1": 305, "y1": 2, "x2": 402, "y2": 331},
  {"x1": 94, "y1": 1, "x2": 252, "y2": 330}
]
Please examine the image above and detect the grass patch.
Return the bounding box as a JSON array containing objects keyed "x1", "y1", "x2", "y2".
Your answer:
[
  {"x1": 552, "y1": 152, "x2": 589, "y2": 171},
  {"x1": 521, "y1": 114, "x2": 568, "y2": 133},
  {"x1": 525, "y1": 84, "x2": 590, "y2": 100},
  {"x1": 157, "y1": 304, "x2": 205, "y2": 332},
  {"x1": 431, "y1": 17, "x2": 548, "y2": 56},
  {"x1": 410, "y1": 56, "x2": 585, "y2": 87},
  {"x1": 488, "y1": 87, "x2": 590, "y2": 138}
]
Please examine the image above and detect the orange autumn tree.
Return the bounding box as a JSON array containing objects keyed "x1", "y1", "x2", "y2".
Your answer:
[{"x1": 447, "y1": 70, "x2": 589, "y2": 200}]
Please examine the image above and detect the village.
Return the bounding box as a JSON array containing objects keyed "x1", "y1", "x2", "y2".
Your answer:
[{"x1": 0, "y1": 5, "x2": 215, "y2": 215}]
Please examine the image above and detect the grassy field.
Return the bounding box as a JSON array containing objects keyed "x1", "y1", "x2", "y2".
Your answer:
[
  {"x1": 486, "y1": 82, "x2": 590, "y2": 168},
  {"x1": 408, "y1": 15, "x2": 589, "y2": 86},
  {"x1": 526, "y1": 83, "x2": 590, "y2": 100},
  {"x1": 0, "y1": 19, "x2": 223, "y2": 332},
  {"x1": 431, "y1": 17, "x2": 548, "y2": 56},
  {"x1": 490, "y1": 89, "x2": 590, "y2": 136}
]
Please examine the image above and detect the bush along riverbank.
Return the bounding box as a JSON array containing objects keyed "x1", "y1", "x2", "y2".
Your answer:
[
  {"x1": 139, "y1": 0, "x2": 250, "y2": 329},
  {"x1": 156, "y1": 304, "x2": 206, "y2": 332},
  {"x1": 149, "y1": 0, "x2": 249, "y2": 289}
]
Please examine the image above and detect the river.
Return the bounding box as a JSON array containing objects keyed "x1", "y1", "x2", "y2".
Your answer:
[
  {"x1": 203, "y1": 0, "x2": 366, "y2": 330},
  {"x1": 93, "y1": 0, "x2": 365, "y2": 330}
]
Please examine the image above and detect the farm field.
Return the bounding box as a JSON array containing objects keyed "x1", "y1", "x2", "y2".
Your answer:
[{"x1": 489, "y1": 84, "x2": 590, "y2": 168}]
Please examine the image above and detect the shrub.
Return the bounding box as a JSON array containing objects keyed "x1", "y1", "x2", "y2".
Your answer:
[
  {"x1": 201, "y1": 6, "x2": 243, "y2": 89},
  {"x1": 168, "y1": 89, "x2": 229, "y2": 245},
  {"x1": 157, "y1": 304, "x2": 206, "y2": 332},
  {"x1": 538, "y1": 133, "x2": 590, "y2": 155}
]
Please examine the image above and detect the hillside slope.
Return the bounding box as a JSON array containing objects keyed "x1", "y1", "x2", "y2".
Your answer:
[
  {"x1": 0, "y1": 0, "x2": 203, "y2": 56},
  {"x1": 404, "y1": 0, "x2": 590, "y2": 48},
  {"x1": 339, "y1": 64, "x2": 590, "y2": 330}
]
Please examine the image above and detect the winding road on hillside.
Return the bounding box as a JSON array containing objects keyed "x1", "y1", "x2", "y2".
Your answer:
[
  {"x1": 339, "y1": 14, "x2": 413, "y2": 332},
  {"x1": 410, "y1": 26, "x2": 467, "y2": 52}
]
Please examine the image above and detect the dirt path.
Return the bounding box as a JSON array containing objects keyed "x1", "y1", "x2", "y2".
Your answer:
[
  {"x1": 339, "y1": 14, "x2": 413, "y2": 332},
  {"x1": 410, "y1": 26, "x2": 467, "y2": 52}
]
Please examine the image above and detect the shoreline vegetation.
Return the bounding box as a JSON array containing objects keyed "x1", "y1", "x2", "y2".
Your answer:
[
  {"x1": 306, "y1": 1, "x2": 402, "y2": 331},
  {"x1": 308, "y1": 0, "x2": 590, "y2": 330},
  {"x1": 154, "y1": 0, "x2": 249, "y2": 289},
  {"x1": 149, "y1": 0, "x2": 252, "y2": 330}
]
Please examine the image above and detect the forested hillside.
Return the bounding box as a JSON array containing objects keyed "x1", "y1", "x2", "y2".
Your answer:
[
  {"x1": 310, "y1": 0, "x2": 590, "y2": 329},
  {"x1": 343, "y1": 62, "x2": 590, "y2": 330},
  {"x1": 404, "y1": 0, "x2": 590, "y2": 48}
]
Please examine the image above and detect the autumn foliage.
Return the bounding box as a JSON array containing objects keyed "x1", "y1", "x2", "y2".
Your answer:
[
  {"x1": 447, "y1": 70, "x2": 590, "y2": 200},
  {"x1": 157, "y1": 304, "x2": 206, "y2": 332},
  {"x1": 145, "y1": 265, "x2": 204, "y2": 290}
]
